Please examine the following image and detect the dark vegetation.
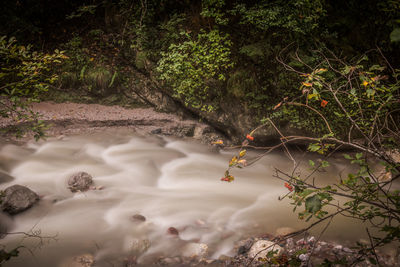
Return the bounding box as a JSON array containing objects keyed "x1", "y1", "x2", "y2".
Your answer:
[{"x1": 1, "y1": 0, "x2": 400, "y2": 265}]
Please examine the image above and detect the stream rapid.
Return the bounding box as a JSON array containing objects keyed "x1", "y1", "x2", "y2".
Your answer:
[{"x1": 0, "y1": 129, "x2": 369, "y2": 266}]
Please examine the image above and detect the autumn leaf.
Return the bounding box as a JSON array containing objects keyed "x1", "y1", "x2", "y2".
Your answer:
[
  {"x1": 302, "y1": 82, "x2": 313, "y2": 87},
  {"x1": 238, "y1": 159, "x2": 247, "y2": 166},
  {"x1": 239, "y1": 150, "x2": 246, "y2": 157},
  {"x1": 212, "y1": 140, "x2": 224, "y2": 145},
  {"x1": 273, "y1": 102, "x2": 282, "y2": 110},
  {"x1": 221, "y1": 175, "x2": 234, "y2": 182},
  {"x1": 246, "y1": 134, "x2": 254, "y2": 141},
  {"x1": 284, "y1": 182, "x2": 293, "y2": 192},
  {"x1": 362, "y1": 81, "x2": 369, "y2": 86},
  {"x1": 321, "y1": 99, "x2": 328, "y2": 108},
  {"x1": 229, "y1": 156, "x2": 238, "y2": 166},
  {"x1": 315, "y1": 68, "x2": 327, "y2": 73}
]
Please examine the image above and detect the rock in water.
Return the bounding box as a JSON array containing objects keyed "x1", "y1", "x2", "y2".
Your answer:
[
  {"x1": 248, "y1": 240, "x2": 283, "y2": 260},
  {"x1": 68, "y1": 172, "x2": 93, "y2": 192},
  {"x1": 1, "y1": 185, "x2": 39, "y2": 214},
  {"x1": 181, "y1": 243, "x2": 209, "y2": 258}
]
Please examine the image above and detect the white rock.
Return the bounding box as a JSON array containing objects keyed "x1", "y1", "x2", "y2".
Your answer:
[
  {"x1": 343, "y1": 247, "x2": 353, "y2": 253},
  {"x1": 334, "y1": 245, "x2": 343, "y2": 250},
  {"x1": 248, "y1": 240, "x2": 283, "y2": 259},
  {"x1": 181, "y1": 243, "x2": 208, "y2": 258},
  {"x1": 298, "y1": 253, "x2": 309, "y2": 261}
]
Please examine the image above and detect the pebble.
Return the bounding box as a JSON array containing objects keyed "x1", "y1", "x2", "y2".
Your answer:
[
  {"x1": 298, "y1": 253, "x2": 309, "y2": 261},
  {"x1": 131, "y1": 214, "x2": 146, "y2": 222},
  {"x1": 333, "y1": 245, "x2": 343, "y2": 250},
  {"x1": 167, "y1": 227, "x2": 179, "y2": 236}
]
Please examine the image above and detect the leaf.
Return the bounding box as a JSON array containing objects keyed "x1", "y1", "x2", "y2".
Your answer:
[
  {"x1": 321, "y1": 161, "x2": 330, "y2": 168},
  {"x1": 239, "y1": 149, "x2": 246, "y2": 157},
  {"x1": 344, "y1": 154, "x2": 352, "y2": 160},
  {"x1": 308, "y1": 160, "x2": 315, "y2": 167},
  {"x1": 108, "y1": 71, "x2": 117, "y2": 87},
  {"x1": 308, "y1": 143, "x2": 321, "y2": 152},
  {"x1": 305, "y1": 195, "x2": 322, "y2": 213},
  {"x1": 390, "y1": 28, "x2": 400, "y2": 43}
]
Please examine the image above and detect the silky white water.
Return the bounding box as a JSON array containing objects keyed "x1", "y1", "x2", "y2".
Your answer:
[{"x1": 0, "y1": 129, "x2": 368, "y2": 266}]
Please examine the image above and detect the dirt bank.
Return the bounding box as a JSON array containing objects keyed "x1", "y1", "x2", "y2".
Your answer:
[{"x1": 0, "y1": 102, "x2": 223, "y2": 144}]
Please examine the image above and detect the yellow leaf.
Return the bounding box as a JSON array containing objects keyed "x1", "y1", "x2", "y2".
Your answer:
[
  {"x1": 239, "y1": 150, "x2": 246, "y2": 157},
  {"x1": 238, "y1": 159, "x2": 247, "y2": 166},
  {"x1": 229, "y1": 156, "x2": 238, "y2": 166},
  {"x1": 302, "y1": 82, "x2": 313, "y2": 87},
  {"x1": 362, "y1": 81, "x2": 369, "y2": 86}
]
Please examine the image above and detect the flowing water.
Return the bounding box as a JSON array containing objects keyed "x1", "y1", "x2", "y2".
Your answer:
[{"x1": 0, "y1": 129, "x2": 373, "y2": 266}]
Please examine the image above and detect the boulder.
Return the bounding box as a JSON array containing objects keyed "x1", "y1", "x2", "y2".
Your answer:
[
  {"x1": 68, "y1": 172, "x2": 93, "y2": 192},
  {"x1": 1, "y1": 185, "x2": 39, "y2": 215},
  {"x1": 248, "y1": 240, "x2": 283, "y2": 260}
]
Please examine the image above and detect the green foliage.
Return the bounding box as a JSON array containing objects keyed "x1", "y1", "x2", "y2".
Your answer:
[
  {"x1": 0, "y1": 36, "x2": 65, "y2": 139},
  {"x1": 201, "y1": 0, "x2": 229, "y2": 25},
  {"x1": 231, "y1": 0, "x2": 326, "y2": 35},
  {"x1": 390, "y1": 27, "x2": 400, "y2": 43},
  {"x1": 157, "y1": 29, "x2": 234, "y2": 111}
]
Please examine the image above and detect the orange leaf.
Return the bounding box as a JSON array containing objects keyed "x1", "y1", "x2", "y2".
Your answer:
[
  {"x1": 302, "y1": 82, "x2": 313, "y2": 87},
  {"x1": 246, "y1": 134, "x2": 254, "y2": 141},
  {"x1": 212, "y1": 140, "x2": 224, "y2": 145},
  {"x1": 321, "y1": 99, "x2": 328, "y2": 108},
  {"x1": 273, "y1": 102, "x2": 282, "y2": 110},
  {"x1": 284, "y1": 182, "x2": 293, "y2": 192}
]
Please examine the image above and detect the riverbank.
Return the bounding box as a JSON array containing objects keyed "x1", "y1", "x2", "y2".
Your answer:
[{"x1": 0, "y1": 101, "x2": 224, "y2": 145}]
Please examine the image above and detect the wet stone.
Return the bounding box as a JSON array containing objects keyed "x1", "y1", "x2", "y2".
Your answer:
[
  {"x1": 131, "y1": 214, "x2": 146, "y2": 222},
  {"x1": 1, "y1": 184, "x2": 39, "y2": 214},
  {"x1": 68, "y1": 172, "x2": 93, "y2": 192},
  {"x1": 167, "y1": 227, "x2": 179, "y2": 236}
]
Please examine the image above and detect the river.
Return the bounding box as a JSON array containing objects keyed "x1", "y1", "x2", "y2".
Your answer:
[{"x1": 0, "y1": 129, "x2": 371, "y2": 266}]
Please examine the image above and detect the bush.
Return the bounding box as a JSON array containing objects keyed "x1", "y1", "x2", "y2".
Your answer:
[
  {"x1": 223, "y1": 51, "x2": 400, "y2": 265},
  {"x1": 156, "y1": 29, "x2": 234, "y2": 112},
  {"x1": 0, "y1": 36, "x2": 65, "y2": 139}
]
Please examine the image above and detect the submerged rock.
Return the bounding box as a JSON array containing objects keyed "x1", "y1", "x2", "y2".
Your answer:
[
  {"x1": 248, "y1": 240, "x2": 283, "y2": 260},
  {"x1": 181, "y1": 242, "x2": 209, "y2": 258},
  {"x1": 167, "y1": 227, "x2": 179, "y2": 236},
  {"x1": 68, "y1": 172, "x2": 93, "y2": 192},
  {"x1": 1, "y1": 184, "x2": 39, "y2": 214},
  {"x1": 131, "y1": 214, "x2": 146, "y2": 222},
  {"x1": 131, "y1": 239, "x2": 150, "y2": 255}
]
